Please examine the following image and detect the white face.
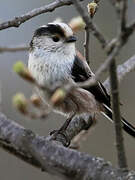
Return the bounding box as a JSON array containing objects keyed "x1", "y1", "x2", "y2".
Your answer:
[
  {"x1": 31, "y1": 22, "x2": 76, "y2": 56},
  {"x1": 32, "y1": 34, "x2": 65, "y2": 52}
]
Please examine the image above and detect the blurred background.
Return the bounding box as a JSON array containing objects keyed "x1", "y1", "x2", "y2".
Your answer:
[{"x1": 0, "y1": 0, "x2": 135, "y2": 179}]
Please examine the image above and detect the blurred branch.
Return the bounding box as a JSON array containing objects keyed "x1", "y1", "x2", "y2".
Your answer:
[
  {"x1": 0, "y1": 44, "x2": 28, "y2": 53},
  {"x1": 0, "y1": 0, "x2": 83, "y2": 31},
  {"x1": 104, "y1": 54, "x2": 135, "y2": 92},
  {"x1": 0, "y1": 112, "x2": 135, "y2": 179},
  {"x1": 109, "y1": 60, "x2": 128, "y2": 169},
  {"x1": 108, "y1": 0, "x2": 128, "y2": 169}
]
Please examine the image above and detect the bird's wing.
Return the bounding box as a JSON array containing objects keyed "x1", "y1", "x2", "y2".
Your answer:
[
  {"x1": 72, "y1": 54, "x2": 135, "y2": 138},
  {"x1": 71, "y1": 55, "x2": 110, "y2": 107}
]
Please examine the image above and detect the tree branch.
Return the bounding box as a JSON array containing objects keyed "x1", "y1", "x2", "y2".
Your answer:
[
  {"x1": 109, "y1": 60, "x2": 128, "y2": 169},
  {"x1": 47, "y1": 113, "x2": 94, "y2": 147},
  {"x1": 0, "y1": 112, "x2": 135, "y2": 180},
  {"x1": 0, "y1": 0, "x2": 79, "y2": 31}
]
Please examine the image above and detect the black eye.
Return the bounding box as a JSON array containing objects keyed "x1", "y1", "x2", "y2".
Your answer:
[{"x1": 52, "y1": 36, "x2": 60, "y2": 42}]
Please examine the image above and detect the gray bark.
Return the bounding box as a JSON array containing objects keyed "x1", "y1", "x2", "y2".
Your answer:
[{"x1": 0, "y1": 112, "x2": 135, "y2": 179}]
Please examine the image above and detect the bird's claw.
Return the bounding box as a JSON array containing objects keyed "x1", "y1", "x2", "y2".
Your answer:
[{"x1": 50, "y1": 129, "x2": 70, "y2": 147}]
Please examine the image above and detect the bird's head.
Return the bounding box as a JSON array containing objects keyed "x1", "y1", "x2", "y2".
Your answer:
[{"x1": 30, "y1": 22, "x2": 77, "y2": 56}]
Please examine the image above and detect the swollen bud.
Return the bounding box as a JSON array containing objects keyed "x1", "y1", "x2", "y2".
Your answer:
[
  {"x1": 30, "y1": 94, "x2": 42, "y2": 107},
  {"x1": 13, "y1": 61, "x2": 35, "y2": 83},
  {"x1": 13, "y1": 93, "x2": 28, "y2": 115},
  {"x1": 50, "y1": 88, "x2": 66, "y2": 105},
  {"x1": 87, "y1": 2, "x2": 98, "y2": 18},
  {"x1": 69, "y1": 16, "x2": 85, "y2": 32}
]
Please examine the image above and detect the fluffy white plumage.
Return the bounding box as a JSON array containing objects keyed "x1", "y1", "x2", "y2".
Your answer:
[{"x1": 29, "y1": 46, "x2": 75, "y2": 87}]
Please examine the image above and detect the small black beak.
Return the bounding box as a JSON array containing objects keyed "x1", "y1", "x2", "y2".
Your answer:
[{"x1": 65, "y1": 36, "x2": 77, "y2": 43}]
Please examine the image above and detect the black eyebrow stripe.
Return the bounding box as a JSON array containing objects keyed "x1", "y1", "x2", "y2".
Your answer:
[{"x1": 34, "y1": 24, "x2": 65, "y2": 37}]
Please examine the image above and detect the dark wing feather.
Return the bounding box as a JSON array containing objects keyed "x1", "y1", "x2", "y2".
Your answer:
[
  {"x1": 71, "y1": 55, "x2": 110, "y2": 107},
  {"x1": 71, "y1": 55, "x2": 135, "y2": 138}
]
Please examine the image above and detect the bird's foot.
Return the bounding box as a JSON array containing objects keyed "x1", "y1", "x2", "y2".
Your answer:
[{"x1": 50, "y1": 129, "x2": 70, "y2": 147}]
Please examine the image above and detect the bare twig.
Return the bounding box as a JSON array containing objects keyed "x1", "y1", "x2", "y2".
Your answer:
[
  {"x1": 72, "y1": 0, "x2": 107, "y2": 49},
  {"x1": 109, "y1": 60, "x2": 128, "y2": 169},
  {"x1": 0, "y1": 0, "x2": 80, "y2": 31},
  {"x1": 0, "y1": 44, "x2": 29, "y2": 53}
]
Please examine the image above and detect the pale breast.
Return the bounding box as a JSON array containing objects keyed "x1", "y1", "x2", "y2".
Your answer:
[{"x1": 28, "y1": 51, "x2": 74, "y2": 88}]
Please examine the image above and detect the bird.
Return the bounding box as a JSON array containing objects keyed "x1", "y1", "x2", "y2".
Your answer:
[{"x1": 28, "y1": 22, "x2": 135, "y2": 146}]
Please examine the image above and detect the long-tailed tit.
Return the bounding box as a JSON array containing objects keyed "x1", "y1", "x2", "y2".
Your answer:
[{"x1": 28, "y1": 22, "x2": 135, "y2": 145}]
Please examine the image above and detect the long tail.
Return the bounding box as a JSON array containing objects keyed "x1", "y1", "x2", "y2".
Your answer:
[{"x1": 101, "y1": 104, "x2": 135, "y2": 138}]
